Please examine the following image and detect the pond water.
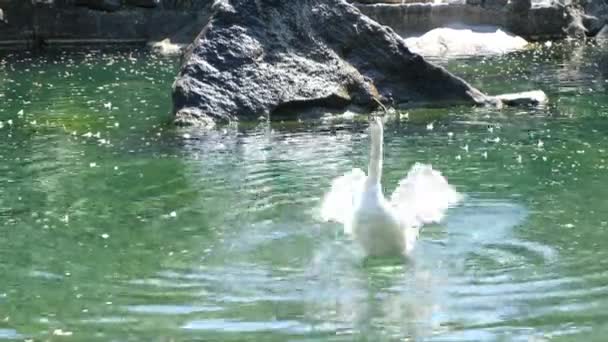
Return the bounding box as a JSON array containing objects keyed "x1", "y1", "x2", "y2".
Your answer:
[{"x1": 1, "y1": 42, "x2": 608, "y2": 341}]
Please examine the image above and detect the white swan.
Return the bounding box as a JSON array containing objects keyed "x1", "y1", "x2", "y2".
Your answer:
[{"x1": 321, "y1": 116, "x2": 462, "y2": 257}]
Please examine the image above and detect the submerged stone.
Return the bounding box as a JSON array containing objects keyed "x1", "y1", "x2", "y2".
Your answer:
[
  {"x1": 171, "y1": 0, "x2": 494, "y2": 126},
  {"x1": 494, "y1": 90, "x2": 548, "y2": 107}
]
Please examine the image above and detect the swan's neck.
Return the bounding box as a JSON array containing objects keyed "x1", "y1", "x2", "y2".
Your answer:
[{"x1": 367, "y1": 119, "x2": 383, "y2": 185}]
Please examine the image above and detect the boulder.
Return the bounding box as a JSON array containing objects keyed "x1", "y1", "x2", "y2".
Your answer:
[
  {"x1": 172, "y1": 0, "x2": 493, "y2": 126},
  {"x1": 404, "y1": 26, "x2": 528, "y2": 57}
]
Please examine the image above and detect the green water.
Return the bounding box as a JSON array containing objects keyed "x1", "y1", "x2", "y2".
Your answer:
[{"x1": 1, "y1": 42, "x2": 608, "y2": 341}]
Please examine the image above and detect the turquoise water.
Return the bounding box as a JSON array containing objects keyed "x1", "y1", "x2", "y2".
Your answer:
[{"x1": 1, "y1": 42, "x2": 608, "y2": 341}]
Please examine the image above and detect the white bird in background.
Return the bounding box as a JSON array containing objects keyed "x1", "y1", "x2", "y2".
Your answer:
[{"x1": 321, "y1": 116, "x2": 462, "y2": 257}]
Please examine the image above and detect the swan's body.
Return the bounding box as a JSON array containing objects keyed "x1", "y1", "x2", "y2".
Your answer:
[
  {"x1": 350, "y1": 118, "x2": 414, "y2": 256},
  {"x1": 351, "y1": 183, "x2": 408, "y2": 256},
  {"x1": 321, "y1": 117, "x2": 461, "y2": 257}
]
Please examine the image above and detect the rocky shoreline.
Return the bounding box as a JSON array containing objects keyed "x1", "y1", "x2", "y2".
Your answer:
[
  {"x1": 1, "y1": 0, "x2": 586, "y2": 125},
  {"x1": 0, "y1": 0, "x2": 212, "y2": 49},
  {"x1": 1, "y1": 0, "x2": 606, "y2": 50},
  {"x1": 171, "y1": 0, "x2": 547, "y2": 126}
]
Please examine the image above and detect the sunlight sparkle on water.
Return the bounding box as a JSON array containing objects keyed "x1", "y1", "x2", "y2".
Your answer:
[{"x1": 0, "y1": 43, "x2": 607, "y2": 341}]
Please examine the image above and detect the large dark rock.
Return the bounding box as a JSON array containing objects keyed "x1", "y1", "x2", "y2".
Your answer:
[{"x1": 172, "y1": 0, "x2": 493, "y2": 126}]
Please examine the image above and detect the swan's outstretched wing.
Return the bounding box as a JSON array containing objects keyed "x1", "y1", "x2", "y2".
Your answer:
[
  {"x1": 390, "y1": 163, "x2": 462, "y2": 228},
  {"x1": 320, "y1": 168, "x2": 366, "y2": 234}
]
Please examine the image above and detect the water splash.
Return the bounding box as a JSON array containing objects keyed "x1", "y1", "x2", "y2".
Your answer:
[{"x1": 320, "y1": 163, "x2": 462, "y2": 232}]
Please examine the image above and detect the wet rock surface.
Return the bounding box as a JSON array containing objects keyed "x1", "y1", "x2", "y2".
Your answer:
[{"x1": 172, "y1": 0, "x2": 492, "y2": 126}]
